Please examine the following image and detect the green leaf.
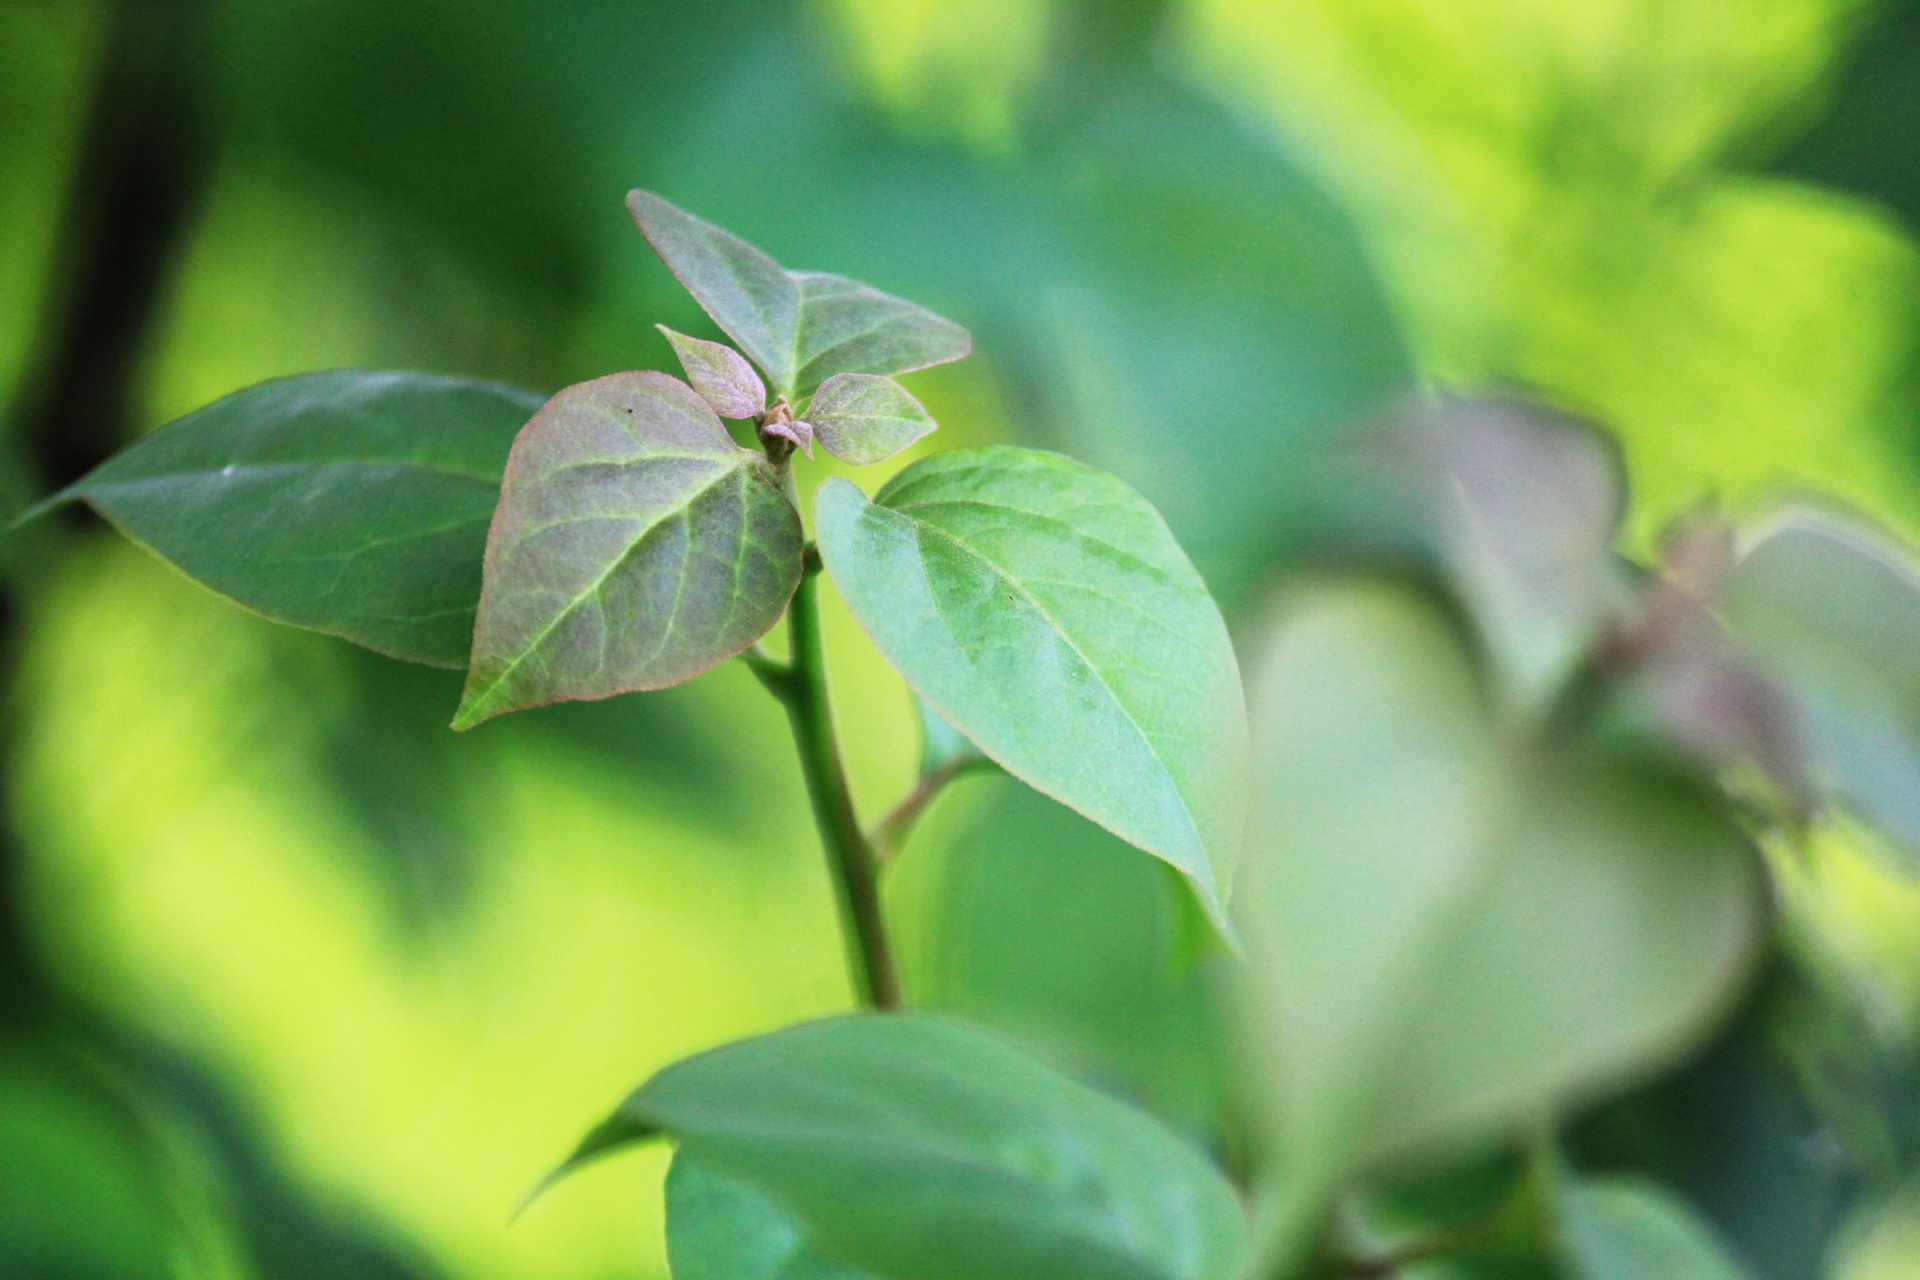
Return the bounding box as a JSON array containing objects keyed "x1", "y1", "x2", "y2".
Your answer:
[
  {"x1": 802, "y1": 374, "x2": 936, "y2": 466},
  {"x1": 556, "y1": 1012, "x2": 1248, "y2": 1280},
  {"x1": 814, "y1": 447, "x2": 1248, "y2": 922},
  {"x1": 1235, "y1": 583, "x2": 1760, "y2": 1204},
  {"x1": 628, "y1": 189, "x2": 970, "y2": 399},
  {"x1": 1724, "y1": 503, "x2": 1920, "y2": 865},
  {"x1": 666, "y1": 1154, "x2": 877, "y2": 1280},
  {"x1": 34, "y1": 370, "x2": 542, "y2": 668},
  {"x1": 658, "y1": 325, "x2": 767, "y2": 420},
  {"x1": 1559, "y1": 1177, "x2": 1754, "y2": 1280},
  {"x1": 454, "y1": 371, "x2": 802, "y2": 729}
]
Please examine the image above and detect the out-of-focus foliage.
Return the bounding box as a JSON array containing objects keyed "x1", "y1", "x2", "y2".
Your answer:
[{"x1": 7, "y1": 1, "x2": 1920, "y2": 1278}]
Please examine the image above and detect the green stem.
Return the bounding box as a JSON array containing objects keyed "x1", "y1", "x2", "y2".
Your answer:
[{"x1": 766, "y1": 552, "x2": 902, "y2": 1010}]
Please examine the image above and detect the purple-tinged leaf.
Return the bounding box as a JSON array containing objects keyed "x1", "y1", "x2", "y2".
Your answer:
[
  {"x1": 454, "y1": 371, "x2": 803, "y2": 729},
  {"x1": 1388, "y1": 397, "x2": 1629, "y2": 709},
  {"x1": 804, "y1": 374, "x2": 935, "y2": 466},
  {"x1": 628, "y1": 190, "x2": 970, "y2": 399},
  {"x1": 788, "y1": 272, "x2": 970, "y2": 399},
  {"x1": 761, "y1": 416, "x2": 813, "y2": 458},
  {"x1": 658, "y1": 325, "x2": 766, "y2": 420}
]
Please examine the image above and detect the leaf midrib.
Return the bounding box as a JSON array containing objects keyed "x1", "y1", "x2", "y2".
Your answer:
[
  {"x1": 874, "y1": 501, "x2": 1211, "y2": 889},
  {"x1": 465, "y1": 454, "x2": 756, "y2": 716}
]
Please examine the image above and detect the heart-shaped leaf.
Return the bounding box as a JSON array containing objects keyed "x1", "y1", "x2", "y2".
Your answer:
[
  {"x1": 1235, "y1": 583, "x2": 1760, "y2": 1209},
  {"x1": 658, "y1": 325, "x2": 767, "y2": 420},
  {"x1": 1724, "y1": 503, "x2": 1920, "y2": 865},
  {"x1": 550, "y1": 1012, "x2": 1249, "y2": 1280},
  {"x1": 803, "y1": 374, "x2": 936, "y2": 466},
  {"x1": 454, "y1": 371, "x2": 802, "y2": 728},
  {"x1": 1559, "y1": 1177, "x2": 1755, "y2": 1280},
  {"x1": 29, "y1": 370, "x2": 542, "y2": 668},
  {"x1": 666, "y1": 1153, "x2": 877, "y2": 1280},
  {"x1": 628, "y1": 189, "x2": 971, "y2": 399},
  {"x1": 814, "y1": 447, "x2": 1248, "y2": 923}
]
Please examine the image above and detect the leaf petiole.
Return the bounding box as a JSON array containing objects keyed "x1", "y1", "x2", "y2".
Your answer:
[{"x1": 870, "y1": 753, "x2": 999, "y2": 865}]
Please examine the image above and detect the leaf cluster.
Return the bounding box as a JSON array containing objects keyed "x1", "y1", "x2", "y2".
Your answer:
[{"x1": 34, "y1": 198, "x2": 1920, "y2": 1280}]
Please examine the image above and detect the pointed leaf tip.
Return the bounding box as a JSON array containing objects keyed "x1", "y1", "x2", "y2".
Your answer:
[
  {"x1": 627, "y1": 189, "x2": 971, "y2": 399},
  {"x1": 514, "y1": 1111, "x2": 660, "y2": 1220},
  {"x1": 814, "y1": 450, "x2": 1247, "y2": 928},
  {"x1": 658, "y1": 325, "x2": 767, "y2": 420}
]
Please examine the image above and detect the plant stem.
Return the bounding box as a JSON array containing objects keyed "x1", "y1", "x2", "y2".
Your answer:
[{"x1": 767, "y1": 552, "x2": 902, "y2": 1010}]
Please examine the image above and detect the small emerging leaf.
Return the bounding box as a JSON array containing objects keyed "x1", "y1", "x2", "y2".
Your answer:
[
  {"x1": 628, "y1": 189, "x2": 971, "y2": 398},
  {"x1": 805, "y1": 373, "x2": 936, "y2": 465},
  {"x1": 553, "y1": 1012, "x2": 1249, "y2": 1280},
  {"x1": 659, "y1": 325, "x2": 767, "y2": 419},
  {"x1": 455, "y1": 371, "x2": 803, "y2": 728},
  {"x1": 28, "y1": 370, "x2": 542, "y2": 667},
  {"x1": 815, "y1": 447, "x2": 1248, "y2": 925}
]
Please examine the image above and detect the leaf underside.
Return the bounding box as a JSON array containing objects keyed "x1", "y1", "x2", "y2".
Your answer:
[
  {"x1": 627, "y1": 189, "x2": 971, "y2": 400},
  {"x1": 455, "y1": 371, "x2": 802, "y2": 728},
  {"x1": 814, "y1": 446, "x2": 1249, "y2": 923},
  {"x1": 40, "y1": 369, "x2": 543, "y2": 668},
  {"x1": 666, "y1": 1154, "x2": 877, "y2": 1280}
]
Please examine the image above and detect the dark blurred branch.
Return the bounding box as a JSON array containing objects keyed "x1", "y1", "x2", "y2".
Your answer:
[{"x1": 0, "y1": 0, "x2": 216, "y2": 1029}]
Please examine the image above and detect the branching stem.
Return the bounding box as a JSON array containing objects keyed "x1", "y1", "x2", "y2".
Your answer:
[
  {"x1": 870, "y1": 753, "x2": 996, "y2": 865},
  {"x1": 757, "y1": 550, "x2": 902, "y2": 1010}
]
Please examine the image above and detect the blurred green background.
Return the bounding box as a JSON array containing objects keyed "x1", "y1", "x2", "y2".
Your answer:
[{"x1": 5, "y1": 1, "x2": 1920, "y2": 1277}]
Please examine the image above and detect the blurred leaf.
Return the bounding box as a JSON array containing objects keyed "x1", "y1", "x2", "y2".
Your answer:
[
  {"x1": 1725, "y1": 503, "x2": 1920, "y2": 868},
  {"x1": 1559, "y1": 1176, "x2": 1756, "y2": 1280},
  {"x1": 559, "y1": 1012, "x2": 1249, "y2": 1280},
  {"x1": 1772, "y1": 3, "x2": 1920, "y2": 238},
  {"x1": 1236, "y1": 583, "x2": 1761, "y2": 1202},
  {"x1": 1390, "y1": 397, "x2": 1629, "y2": 709},
  {"x1": 924, "y1": 777, "x2": 1229, "y2": 1136},
  {"x1": 455, "y1": 371, "x2": 802, "y2": 728},
  {"x1": 815, "y1": 447, "x2": 1248, "y2": 922},
  {"x1": 803, "y1": 373, "x2": 935, "y2": 466},
  {"x1": 627, "y1": 188, "x2": 970, "y2": 400},
  {"x1": 659, "y1": 324, "x2": 767, "y2": 420},
  {"x1": 0, "y1": 1051, "x2": 174, "y2": 1280},
  {"x1": 666, "y1": 1152, "x2": 876, "y2": 1280},
  {"x1": 38, "y1": 370, "x2": 541, "y2": 667}
]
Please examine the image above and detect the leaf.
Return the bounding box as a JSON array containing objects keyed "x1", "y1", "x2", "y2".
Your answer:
[
  {"x1": 666, "y1": 1153, "x2": 878, "y2": 1280},
  {"x1": 454, "y1": 371, "x2": 802, "y2": 728},
  {"x1": 803, "y1": 374, "x2": 936, "y2": 466},
  {"x1": 915, "y1": 693, "x2": 982, "y2": 778},
  {"x1": 658, "y1": 325, "x2": 767, "y2": 419},
  {"x1": 1559, "y1": 1177, "x2": 1755, "y2": 1280},
  {"x1": 1234, "y1": 583, "x2": 1760, "y2": 1207},
  {"x1": 814, "y1": 447, "x2": 1248, "y2": 922},
  {"x1": 628, "y1": 189, "x2": 970, "y2": 399},
  {"x1": 32, "y1": 370, "x2": 542, "y2": 668},
  {"x1": 1724, "y1": 503, "x2": 1920, "y2": 865},
  {"x1": 1390, "y1": 397, "x2": 1629, "y2": 708},
  {"x1": 554, "y1": 1012, "x2": 1248, "y2": 1280}
]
